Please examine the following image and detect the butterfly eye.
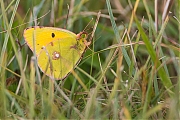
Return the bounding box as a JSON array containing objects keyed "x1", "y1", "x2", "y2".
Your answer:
[
  {"x1": 76, "y1": 32, "x2": 87, "y2": 40},
  {"x1": 52, "y1": 33, "x2": 55, "y2": 38}
]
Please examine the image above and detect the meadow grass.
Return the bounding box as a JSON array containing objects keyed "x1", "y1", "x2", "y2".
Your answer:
[{"x1": 0, "y1": 0, "x2": 179, "y2": 119}]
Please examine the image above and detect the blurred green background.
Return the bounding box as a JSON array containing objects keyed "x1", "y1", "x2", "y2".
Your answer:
[{"x1": 0, "y1": 0, "x2": 179, "y2": 119}]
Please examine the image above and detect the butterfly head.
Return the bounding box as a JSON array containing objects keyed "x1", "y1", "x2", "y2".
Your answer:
[
  {"x1": 75, "y1": 31, "x2": 91, "y2": 51},
  {"x1": 76, "y1": 31, "x2": 87, "y2": 40}
]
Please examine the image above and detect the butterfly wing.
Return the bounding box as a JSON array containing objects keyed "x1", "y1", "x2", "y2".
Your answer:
[
  {"x1": 23, "y1": 26, "x2": 76, "y2": 55},
  {"x1": 37, "y1": 37, "x2": 86, "y2": 80}
]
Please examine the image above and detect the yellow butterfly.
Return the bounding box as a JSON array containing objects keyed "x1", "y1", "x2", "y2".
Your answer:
[{"x1": 23, "y1": 27, "x2": 89, "y2": 80}]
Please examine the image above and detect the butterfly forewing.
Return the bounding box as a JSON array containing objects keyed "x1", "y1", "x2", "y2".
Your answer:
[{"x1": 24, "y1": 27, "x2": 76, "y2": 55}]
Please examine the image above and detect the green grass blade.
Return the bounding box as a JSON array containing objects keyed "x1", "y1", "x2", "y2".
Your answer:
[
  {"x1": 134, "y1": 16, "x2": 173, "y2": 96},
  {"x1": 106, "y1": 0, "x2": 133, "y2": 71}
]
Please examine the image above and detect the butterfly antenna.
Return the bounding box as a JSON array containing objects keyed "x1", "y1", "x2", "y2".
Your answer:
[
  {"x1": 85, "y1": 12, "x2": 101, "y2": 52},
  {"x1": 85, "y1": 26, "x2": 93, "y2": 33},
  {"x1": 83, "y1": 18, "x2": 93, "y2": 32},
  {"x1": 89, "y1": 11, "x2": 101, "y2": 42},
  {"x1": 86, "y1": 27, "x2": 93, "y2": 35},
  {"x1": 64, "y1": 4, "x2": 70, "y2": 29}
]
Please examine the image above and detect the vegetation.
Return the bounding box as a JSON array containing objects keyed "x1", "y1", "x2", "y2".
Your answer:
[{"x1": 0, "y1": 0, "x2": 179, "y2": 119}]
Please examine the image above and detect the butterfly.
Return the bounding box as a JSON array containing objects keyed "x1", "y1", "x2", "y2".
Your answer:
[{"x1": 23, "y1": 26, "x2": 90, "y2": 80}]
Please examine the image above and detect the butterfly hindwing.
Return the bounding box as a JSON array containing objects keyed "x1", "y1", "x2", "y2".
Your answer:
[{"x1": 37, "y1": 37, "x2": 85, "y2": 80}]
